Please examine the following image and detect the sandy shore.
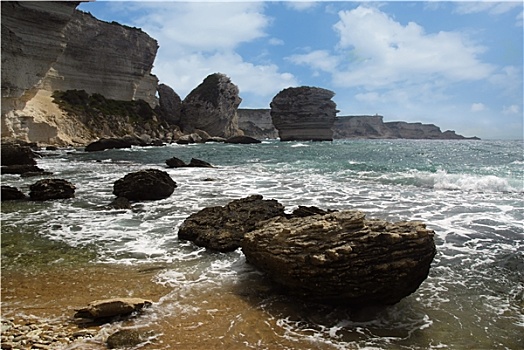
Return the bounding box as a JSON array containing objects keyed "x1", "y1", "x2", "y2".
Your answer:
[{"x1": 1, "y1": 263, "x2": 171, "y2": 349}]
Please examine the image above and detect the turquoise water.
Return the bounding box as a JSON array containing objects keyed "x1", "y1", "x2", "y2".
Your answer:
[{"x1": 1, "y1": 139, "x2": 523, "y2": 349}]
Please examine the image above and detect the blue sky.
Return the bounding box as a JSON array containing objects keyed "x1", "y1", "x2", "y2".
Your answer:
[{"x1": 78, "y1": 1, "x2": 523, "y2": 139}]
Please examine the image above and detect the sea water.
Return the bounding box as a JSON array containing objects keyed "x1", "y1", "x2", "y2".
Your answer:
[{"x1": 1, "y1": 139, "x2": 523, "y2": 349}]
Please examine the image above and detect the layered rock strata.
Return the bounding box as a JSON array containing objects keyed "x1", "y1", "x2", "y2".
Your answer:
[
  {"x1": 270, "y1": 86, "x2": 338, "y2": 141},
  {"x1": 1, "y1": 1, "x2": 159, "y2": 145},
  {"x1": 237, "y1": 109, "x2": 278, "y2": 139},
  {"x1": 180, "y1": 73, "x2": 243, "y2": 138},
  {"x1": 242, "y1": 210, "x2": 436, "y2": 306}
]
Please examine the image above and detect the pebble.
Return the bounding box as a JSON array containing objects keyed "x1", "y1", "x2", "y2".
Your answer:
[{"x1": 0, "y1": 317, "x2": 94, "y2": 349}]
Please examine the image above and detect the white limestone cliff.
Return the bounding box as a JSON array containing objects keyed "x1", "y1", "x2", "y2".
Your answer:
[{"x1": 1, "y1": 1, "x2": 159, "y2": 145}]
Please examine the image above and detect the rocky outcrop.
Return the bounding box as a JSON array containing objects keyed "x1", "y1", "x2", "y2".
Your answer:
[
  {"x1": 270, "y1": 87, "x2": 338, "y2": 141},
  {"x1": 158, "y1": 83, "x2": 182, "y2": 125},
  {"x1": 29, "y1": 179, "x2": 76, "y2": 200},
  {"x1": 1, "y1": 1, "x2": 159, "y2": 145},
  {"x1": 113, "y1": 169, "x2": 176, "y2": 201},
  {"x1": 237, "y1": 109, "x2": 278, "y2": 139},
  {"x1": 178, "y1": 195, "x2": 285, "y2": 252},
  {"x1": 334, "y1": 115, "x2": 480, "y2": 140},
  {"x1": 180, "y1": 73, "x2": 243, "y2": 138},
  {"x1": 1, "y1": 143, "x2": 38, "y2": 166},
  {"x1": 242, "y1": 210, "x2": 436, "y2": 306}
]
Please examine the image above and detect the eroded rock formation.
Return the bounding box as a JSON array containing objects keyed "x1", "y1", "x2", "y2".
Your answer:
[
  {"x1": 1, "y1": 1, "x2": 159, "y2": 145},
  {"x1": 180, "y1": 73, "x2": 243, "y2": 138},
  {"x1": 270, "y1": 86, "x2": 338, "y2": 141},
  {"x1": 242, "y1": 210, "x2": 436, "y2": 306},
  {"x1": 158, "y1": 83, "x2": 182, "y2": 125}
]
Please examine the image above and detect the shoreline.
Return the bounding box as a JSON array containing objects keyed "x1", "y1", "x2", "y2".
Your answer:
[{"x1": 1, "y1": 262, "x2": 171, "y2": 349}]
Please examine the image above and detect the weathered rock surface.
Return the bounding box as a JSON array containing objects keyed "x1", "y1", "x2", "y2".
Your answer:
[
  {"x1": 225, "y1": 135, "x2": 261, "y2": 144},
  {"x1": 29, "y1": 178, "x2": 75, "y2": 200},
  {"x1": 1, "y1": 164, "x2": 46, "y2": 175},
  {"x1": 1, "y1": 185, "x2": 26, "y2": 200},
  {"x1": 334, "y1": 115, "x2": 480, "y2": 140},
  {"x1": 1, "y1": 1, "x2": 159, "y2": 145},
  {"x1": 158, "y1": 83, "x2": 182, "y2": 125},
  {"x1": 178, "y1": 195, "x2": 285, "y2": 252},
  {"x1": 242, "y1": 210, "x2": 436, "y2": 306},
  {"x1": 270, "y1": 86, "x2": 338, "y2": 141},
  {"x1": 180, "y1": 73, "x2": 243, "y2": 138},
  {"x1": 237, "y1": 108, "x2": 278, "y2": 139},
  {"x1": 74, "y1": 298, "x2": 152, "y2": 319},
  {"x1": 113, "y1": 169, "x2": 176, "y2": 201}
]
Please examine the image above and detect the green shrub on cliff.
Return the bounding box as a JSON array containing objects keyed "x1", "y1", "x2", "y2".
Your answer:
[{"x1": 52, "y1": 90, "x2": 157, "y2": 122}]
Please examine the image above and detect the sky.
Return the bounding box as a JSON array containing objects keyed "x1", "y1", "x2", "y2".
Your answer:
[{"x1": 78, "y1": 1, "x2": 523, "y2": 140}]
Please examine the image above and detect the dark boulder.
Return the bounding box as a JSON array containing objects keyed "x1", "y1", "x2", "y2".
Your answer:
[
  {"x1": 29, "y1": 179, "x2": 76, "y2": 201},
  {"x1": 242, "y1": 210, "x2": 436, "y2": 306},
  {"x1": 85, "y1": 135, "x2": 147, "y2": 152},
  {"x1": 225, "y1": 135, "x2": 261, "y2": 144},
  {"x1": 107, "y1": 197, "x2": 133, "y2": 210},
  {"x1": 1, "y1": 143, "x2": 37, "y2": 166},
  {"x1": 188, "y1": 158, "x2": 213, "y2": 168},
  {"x1": 113, "y1": 169, "x2": 176, "y2": 201},
  {"x1": 1, "y1": 185, "x2": 26, "y2": 200},
  {"x1": 178, "y1": 195, "x2": 285, "y2": 252},
  {"x1": 165, "y1": 156, "x2": 187, "y2": 168}
]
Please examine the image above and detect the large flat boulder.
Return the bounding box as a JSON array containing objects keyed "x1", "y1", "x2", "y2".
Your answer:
[{"x1": 242, "y1": 210, "x2": 436, "y2": 306}]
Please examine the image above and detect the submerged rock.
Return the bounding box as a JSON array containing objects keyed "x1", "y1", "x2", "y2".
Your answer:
[
  {"x1": 107, "y1": 329, "x2": 154, "y2": 349},
  {"x1": 178, "y1": 195, "x2": 285, "y2": 252},
  {"x1": 113, "y1": 169, "x2": 176, "y2": 201},
  {"x1": 165, "y1": 157, "x2": 213, "y2": 168},
  {"x1": 270, "y1": 86, "x2": 338, "y2": 141},
  {"x1": 29, "y1": 178, "x2": 75, "y2": 200},
  {"x1": 242, "y1": 210, "x2": 436, "y2": 306}
]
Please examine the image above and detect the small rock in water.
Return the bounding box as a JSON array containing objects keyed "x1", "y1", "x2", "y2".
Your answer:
[{"x1": 106, "y1": 329, "x2": 154, "y2": 349}]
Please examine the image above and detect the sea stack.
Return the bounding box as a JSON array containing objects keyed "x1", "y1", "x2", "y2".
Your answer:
[
  {"x1": 270, "y1": 86, "x2": 338, "y2": 141},
  {"x1": 180, "y1": 73, "x2": 243, "y2": 138}
]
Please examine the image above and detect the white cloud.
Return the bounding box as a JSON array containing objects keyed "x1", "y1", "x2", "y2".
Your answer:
[
  {"x1": 453, "y1": 2, "x2": 522, "y2": 16},
  {"x1": 269, "y1": 38, "x2": 285, "y2": 46},
  {"x1": 287, "y1": 50, "x2": 340, "y2": 74},
  {"x1": 471, "y1": 103, "x2": 486, "y2": 112},
  {"x1": 502, "y1": 104, "x2": 521, "y2": 115},
  {"x1": 117, "y1": 2, "x2": 297, "y2": 101},
  {"x1": 285, "y1": 2, "x2": 319, "y2": 12},
  {"x1": 330, "y1": 6, "x2": 495, "y2": 88}
]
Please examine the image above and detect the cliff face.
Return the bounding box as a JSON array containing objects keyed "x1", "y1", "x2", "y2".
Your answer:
[
  {"x1": 1, "y1": 1, "x2": 159, "y2": 145},
  {"x1": 270, "y1": 86, "x2": 338, "y2": 141},
  {"x1": 334, "y1": 115, "x2": 479, "y2": 140},
  {"x1": 237, "y1": 109, "x2": 278, "y2": 139}
]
